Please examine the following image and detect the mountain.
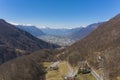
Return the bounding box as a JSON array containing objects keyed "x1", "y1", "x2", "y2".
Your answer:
[
  {"x1": 65, "y1": 14, "x2": 120, "y2": 79},
  {"x1": 69, "y1": 22, "x2": 103, "y2": 40},
  {"x1": 0, "y1": 19, "x2": 59, "y2": 64},
  {"x1": 16, "y1": 25, "x2": 45, "y2": 36}
]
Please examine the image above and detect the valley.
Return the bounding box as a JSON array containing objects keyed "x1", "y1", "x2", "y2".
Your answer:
[
  {"x1": 0, "y1": 14, "x2": 120, "y2": 80},
  {"x1": 38, "y1": 35, "x2": 75, "y2": 46},
  {"x1": 0, "y1": 1, "x2": 120, "y2": 79},
  {"x1": 15, "y1": 22, "x2": 102, "y2": 47}
]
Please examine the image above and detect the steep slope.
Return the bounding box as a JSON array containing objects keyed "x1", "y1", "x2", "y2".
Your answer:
[
  {"x1": 0, "y1": 19, "x2": 59, "y2": 64},
  {"x1": 69, "y1": 22, "x2": 103, "y2": 40},
  {"x1": 65, "y1": 14, "x2": 120, "y2": 79},
  {"x1": 0, "y1": 45, "x2": 16, "y2": 64},
  {"x1": 0, "y1": 56, "x2": 45, "y2": 80},
  {"x1": 16, "y1": 25, "x2": 45, "y2": 36}
]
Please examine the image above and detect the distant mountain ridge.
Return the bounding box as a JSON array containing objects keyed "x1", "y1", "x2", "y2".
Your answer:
[
  {"x1": 69, "y1": 22, "x2": 104, "y2": 40},
  {"x1": 16, "y1": 25, "x2": 45, "y2": 36},
  {"x1": 40, "y1": 22, "x2": 103, "y2": 40},
  {"x1": 15, "y1": 22, "x2": 103, "y2": 46},
  {"x1": 15, "y1": 22, "x2": 103, "y2": 40}
]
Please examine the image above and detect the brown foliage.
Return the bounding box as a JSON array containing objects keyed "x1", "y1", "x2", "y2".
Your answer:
[
  {"x1": 0, "y1": 49, "x2": 58, "y2": 80},
  {"x1": 65, "y1": 14, "x2": 120, "y2": 79}
]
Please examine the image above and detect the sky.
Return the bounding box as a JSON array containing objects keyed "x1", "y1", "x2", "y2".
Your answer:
[{"x1": 0, "y1": 0, "x2": 120, "y2": 28}]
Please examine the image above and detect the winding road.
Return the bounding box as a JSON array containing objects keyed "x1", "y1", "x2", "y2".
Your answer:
[{"x1": 91, "y1": 69, "x2": 103, "y2": 80}]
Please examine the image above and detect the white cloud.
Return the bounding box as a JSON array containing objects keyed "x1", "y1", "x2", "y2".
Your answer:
[
  {"x1": 9, "y1": 22, "x2": 33, "y2": 26},
  {"x1": 9, "y1": 22, "x2": 20, "y2": 25}
]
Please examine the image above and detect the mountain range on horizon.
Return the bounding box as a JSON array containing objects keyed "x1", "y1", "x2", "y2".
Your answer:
[
  {"x1": 16, "y1": 25, "x2": 45, "y2": 36},
  {"x1": 14, "y1": 22, "x2": 103, "y2": 38},
  {"x1": 15, "y1": 22, "x2": 103, "y2": 46}
]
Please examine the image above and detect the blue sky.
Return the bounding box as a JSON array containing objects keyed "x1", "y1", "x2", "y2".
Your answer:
[{"x1": 0, "y1": 0, "x2": 120, "y2": 28}]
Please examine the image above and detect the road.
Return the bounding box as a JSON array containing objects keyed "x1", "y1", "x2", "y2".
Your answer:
[
  {"x1": 50, "y1": 61, "x2": 60, "y2": 68},
  {"x1": 66, "y1": 62, "x2": 74, "y2": 77},
  {"x1": 91, "y1": 69, "x2": 103, "y2": 80},
  {"x1": 50, "y1": 61, "x2": 102, "y2": 80},
  {"x1": 66, "y1": 62, "x2": 78, "y2": 77},
  {"x1": 86, "y1": 61, "x2": 103, "y2": 80}
]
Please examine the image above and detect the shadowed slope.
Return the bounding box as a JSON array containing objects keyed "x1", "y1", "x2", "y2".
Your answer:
[{"x1": 0, "y1": 19, "x2": 60, "y2": 64}]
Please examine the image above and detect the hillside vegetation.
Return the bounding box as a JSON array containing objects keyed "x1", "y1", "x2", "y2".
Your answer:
[
  {"x1": 0, "y1": 49, "x2": 58, "y2": 80},
  {"x1": 64, "y1": 14, "x2": 120, "y2": 80}
]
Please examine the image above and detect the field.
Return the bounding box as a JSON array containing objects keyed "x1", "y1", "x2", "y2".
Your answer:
[
  {"x1": 43, "y1": 61, "x2": 96, "y2": 80},
  {"x1": 44, "y1": 61, "x2": 68, "y2": 80}
]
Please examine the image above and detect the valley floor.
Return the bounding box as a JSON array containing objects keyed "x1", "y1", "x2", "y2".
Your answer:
[{"x1": 43, "y1": 61, "x2": 96, "y2": 80}]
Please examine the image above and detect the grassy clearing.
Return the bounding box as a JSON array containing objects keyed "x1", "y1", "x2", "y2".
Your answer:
[
  {"x1": 43, "y1": 62, "x2": 51, "y2": 68},
  {"x1": 43, "y1": 61, "x2": 96, "y2": 80},
  {"x1": 44, "y1": 61, "x2": 69, "y2": 80}
]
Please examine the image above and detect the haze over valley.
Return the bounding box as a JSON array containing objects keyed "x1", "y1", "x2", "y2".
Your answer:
[{"x1": 14, "y1": 22, "x2": 103, "y2": 46}]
